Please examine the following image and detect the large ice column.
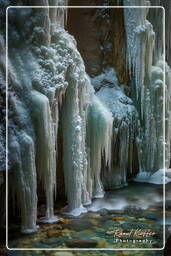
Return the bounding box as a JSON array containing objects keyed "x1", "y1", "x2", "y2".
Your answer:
[
  {"x1": 30, "y1": 90, "x2": 58, "y2": 222},
  {"x1": 124, "y1": 0, "x2": 165, "y2": 173},
  {"x1": 54, "y1": 27, "x2": 114, "y2": 214},
  {"x1": 147, "y1": 2, "x2": 171, "y2": 170},
  {"x1": 10, "y1": 134, "x2": 38, "y2": 234},
  {"x1": 7, "y1": 45, "x2": 59, "y2": 229},
  {"x1": 86, "y1": 92, "x2": 113, "y2": 198},
  {"x1": 96, "y1": 81, "x2": 140, "y2": 188},
  {"x1": 49, "y1": 0, "x2": 68, "y2": 29},
  {"x1": 8, "y1": 90, "x2": 38, "y2": 233},
  {"x1": 58, "y1": 30, "x2": 90, "y2": 216},
  {"x1": 32, "y1": 25, "x2": 90, "y2": 216},
  {"x1": 142, "y1": 60, "x2": 164, "y2": 172},
  {"x1": 124, "y1": 0, "x2": 155, "y2": 103},
  {"x1": 5, "y1": 41, "x2": 40, "y2": 233},
  {"x1": 165, "y1": 63, "x2": 171, "y2": 169},
  {"x1": 62, "y1": 71, "x2": 87, "y2": 216}
]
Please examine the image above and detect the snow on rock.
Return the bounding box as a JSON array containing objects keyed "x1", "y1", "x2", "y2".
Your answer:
[
  {"x1": 91, "y1": 68, "x2": 118, "y2": 91},
  {"x1": 134, "y1": 169, "x2": 171, "y2": 184},
  {"x1": 96, "y1": 84, "x2": 140, "y2": 189}
]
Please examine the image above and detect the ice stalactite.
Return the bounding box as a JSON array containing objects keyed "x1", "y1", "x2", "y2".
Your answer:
[
  {"x1": 124, "y1": 1, "x2": 163, "y2": 174},
  {"x1": 62, "y1": 73, "x2": 87, "y2": 216},
  {"x1": 6, "y1": 2, "x2": 70, "y2": 230},
  {"x1": 6, "y1": 53, "x2": 39, "y2": 234},
  {"x1": 87, "y1": 89, "x2": 113, "y2": 199},
  {"x1": 55, "y1": 28, "x2": 104, "y2": 214},
  {"x1": 31, "y1": 26, "x2": 87, "y2": 216},
  {"x1": 95, "y1": 69, "x2": 140, "y2": 188},
  {"x1": 8, "y1": 63, "x2": 38, "y2": 233},
  {"x1": 49, "y1": 0, "x2": 68, "y2": 29},
  {"x1": 7, "y1": 44, "x2": 57, "y2": 232},
  {"x1": 10, "y1": 134, "x2": 38, "y2": 234},
  {"x1": 5, "y1": 0, "x2": 171, "y2": 234},
  {"x1": 49, "y1": 27, "x2": 115, "y2": 214},
  {"x1": 134, "y1": 59, "x2": 164, "y2": 178},
  {"x1": 165, "y1": 63, "x2": 171, "y2": 169},
  {"x1": 30, "y1": 90, "x2": 58, "y2": 223},
  {"x1": 147, "y1": 3, "x2": 171, "y2": 171},
  {"x1": 123, "y1": 0, "x2": 155, "y2": 104}
]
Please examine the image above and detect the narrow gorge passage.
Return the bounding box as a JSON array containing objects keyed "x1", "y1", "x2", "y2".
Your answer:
[{"x1": 0, "y1": 0, "x2": 171, "y2": 251}]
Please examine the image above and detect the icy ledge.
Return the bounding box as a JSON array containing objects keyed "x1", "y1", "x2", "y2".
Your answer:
[
  {"x1": 38, "y1": 216, "x2": 59, "y2": 224},
  {"x1": 69, "y1": 206, "x2": 88, "y2": 217},
  {"x1": 21, "y1": 226, "x2": 39, "y2": 234},
  {"x1": 134, "y1": 169, "x2": 171, "y2": 184}
]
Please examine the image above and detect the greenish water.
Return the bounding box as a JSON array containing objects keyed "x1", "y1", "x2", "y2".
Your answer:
[{"x1": 6, "y1": 182, "x2": 170, "y2": 255}]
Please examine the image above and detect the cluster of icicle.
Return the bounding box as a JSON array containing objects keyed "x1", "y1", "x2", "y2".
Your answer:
[
  {"x1": 97, "y1": 85, "x2": 140, "y2": 189},
  {"x1": 8, "y1": 2, "x2": 115, "y2": 233},
  {"x1": 91, "y1": 68, "x2": 140, "y2": 189},
  {"x1": 7, "y1": 1, "x2": 70, "y2": 233},
  {"x1": 165, "y1": 63, "x2": 171, "y2": 169},
  {"x1": 123, "y1": 0, "x2": 171, "y2": 178}
]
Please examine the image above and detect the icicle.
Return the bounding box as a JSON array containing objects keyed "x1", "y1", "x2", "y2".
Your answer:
[
  {"x1": 165, "y1": 64, "x2": 171, "y2": 169},
  {"x1": 62, "y1": 74, "x2": 86, "y2": 215},
  {"x1": 96, "y1": 84, "x2": 140, "y2": 189},
  {"x1": 56, "y1": 28, "x2": 89, "y2": 216},
  {"x1": 30, "y1": 90, "x2": 58, "y2": 223},
  {"x1": 123, "y1": 0, "x2": 166, "y2": 176},
  {"x1": 10, "y1": 133, "x2": 38, "y2": 234},
  {"x1": 87, "y1": 93, "x2": 113, "y2": 199},
  {"x1": 49, "y1": 0, "x2": 68, "y2": 29},
  {"x1": 124, "y1": 1, "x2": 155, "y2": 103},
  {"x1": 7, "y1": 49, "x2": 39, "y2": 233}
]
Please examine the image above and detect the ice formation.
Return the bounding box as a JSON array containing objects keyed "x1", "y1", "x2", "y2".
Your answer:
[
  {"x1": 87, "y1": 91, "x2": 113, "y2": 199},
  {"x1": 96, "y1": 81, "x2": 140, "y2": 188},
  {"x1": 3, "y1": 0, "x2": 170, "y2": 233},
  {"x1": 134, "y1": 169, "x2": 171, "y2": 184},
  {"x1": 124, "y1": 0, "x2": 171, "y2": 178},
  {"x1": 57, "y1": 29, "x2": 114, "y2": 213},
  {"x1": 0, "y1": 36, "x2": 6, "y2": 172},
  {"x1": 7, "y1": 4, "x2": 70, "y2": 232},
  {"x1": 7, "y1": 3, "x2": 116, "y2": 228},
  {"x1": 30, "y1": 90, "x2": 58, "y2": 223},
  {"x1": 165, "y1": 62, "x2": 171, "y2": 169}
]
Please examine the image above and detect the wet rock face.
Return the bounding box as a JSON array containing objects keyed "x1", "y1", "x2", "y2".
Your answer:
[
  {"x1": 67, "y1": 1, "x2": 129, "y2": 85},
  {"x1": 110, "y1": 7, "x2": 129, "y2": 85},
  {"x1": 67, "y1": 3, "x2": 104, "y2": 76}
]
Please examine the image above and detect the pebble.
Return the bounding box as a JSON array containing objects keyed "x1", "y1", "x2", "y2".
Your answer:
[
  {"x1": 47, "y1": 229, "x2": 62, "y2": 238},
  {"x1": 65, "y1": 238, "x2": 98, "y2": 248}
]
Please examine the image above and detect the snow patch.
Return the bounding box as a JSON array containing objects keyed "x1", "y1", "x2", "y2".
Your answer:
[{"x1": 134, "y1": 169, "x2": 171, "y2": 184}]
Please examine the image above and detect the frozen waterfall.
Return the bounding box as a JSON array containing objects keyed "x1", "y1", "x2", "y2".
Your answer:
[
  {"x1": 4, "y1": 0, "x2": 170, "y2": 234},
  {"x1": 124, "y1": 1, "x2": 170, "y2": 180}
]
